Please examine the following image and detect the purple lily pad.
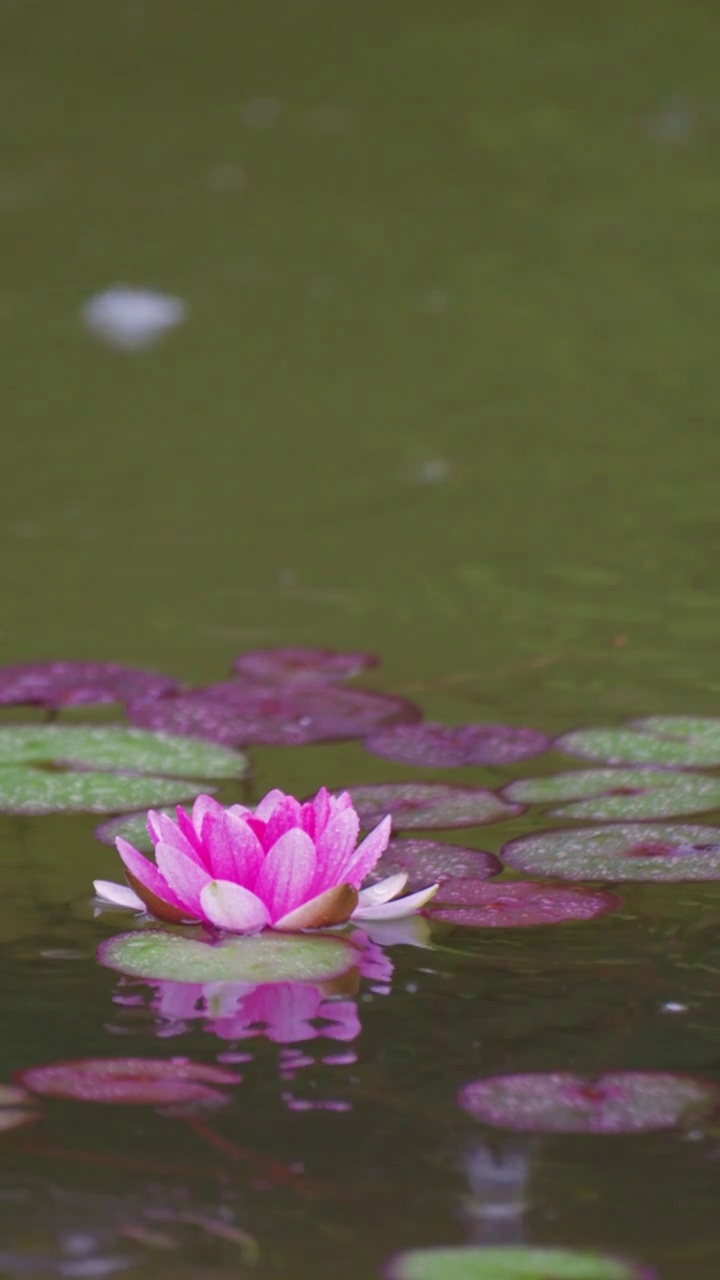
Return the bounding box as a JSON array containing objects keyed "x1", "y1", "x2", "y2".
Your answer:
[
  {"x1": 457, "y1": 1070, "x2": 720, "y2": 1133},
  {"x1": 386, "y1": 1245, "x2": 656, "y2": 1280},
  {"x1": 501, "y1": 768, "x2": 720, "y2": 820},
  {"x1": 338, "y1": 783, "x2": 522, "y2": 831},
  {"x1": 502, "y1": 822, "x2": 720, "y2": 881},
  {"x1": 558, "y1": 716, "x2": 720, "y2": 768},
  {"x1": 231, "y1": 646, "x2": 378, "y2": 686},
  {"x1": 128, "y1": 683, "x2": 419, "y2": 747},
  {"x1": 364, "y1": 722, "x2": 551, "y2": 768},
  {"x1": 426, "y1": 880, "x2": 620, "y2": 927},
  {"x1": 369, "y1": 839, "x2": 502, "y2": 891},
  {"x1": 0, "y1": 661, "x2": 178, "y2": 709},
  {"x1": 19, "y1": 1058, "x2": 241, "y2": 1106}
]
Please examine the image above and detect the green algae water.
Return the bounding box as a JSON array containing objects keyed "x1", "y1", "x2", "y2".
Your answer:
[{"x1": 1, "y1": 1, "x2": 720, "y2": 1275}]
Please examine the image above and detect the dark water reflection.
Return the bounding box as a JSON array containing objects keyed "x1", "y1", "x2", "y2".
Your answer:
[
  {"x1": 0, "y1": 882, "x2": 719, "y2": 1276},
  {"x1": 3, "y1": 0, "x2": 720, "y2": 1274}
]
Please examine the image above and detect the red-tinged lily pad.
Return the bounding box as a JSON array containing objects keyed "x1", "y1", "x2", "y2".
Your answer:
[
  {"x1": 558, "y1": 716, "x2": 720, "y2": 768},
  {"x1": 232, "y1": 646, "x2": 378, "y2": 686},
  {"x1": 502, "y1": 822, "x2": 720, "y2": 881},
  {"x1": 457, "y1": 1070, "x2": 720, "y2": 1133},
  {"x1": 339, "y1": 783, "x2": 521, "y2": 831},
  {"x1": 99, "y1": 930, "x2": 360, "y2": 985},
  {"x1": 501, "y1": 768, "x2": 720, "y2": 820},
  {"x1": 0, "y1": 661, "x2": 178, "y2": 709},
  {"x1": 19, "y1": 1058, "x2": 241, "y2": 1106},
  {"x1": 364, "y1": 722, "x2": 551, "y2": 768},
  {"x1": 386, "y1": 1245, "x2": 656, "y2": 1280},
  {"x1": 369, "y1": 839, "x2": 501, "y2": 891},
  {"x1": 426, "y1": 880, "x2": 620, "y2": 928},
  {"x1": 128, "y1": 683, "x2": 419, "y2": 746}
]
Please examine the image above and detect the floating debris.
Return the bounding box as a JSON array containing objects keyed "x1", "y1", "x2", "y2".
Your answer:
[{"x1": 82, "y1": 287, "x2": 187, "y2": 350}]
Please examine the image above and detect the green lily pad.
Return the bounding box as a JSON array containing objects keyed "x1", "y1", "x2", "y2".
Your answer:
[
  {"x1": 0, "y1": 725, "x2": 247, "y2": 779},
  {"x1": 502, "y1": 769, "x2": 720, "y2": 820},
  {"x1": 502, "y1": 822, "x2": 720, "y2": 881},
  {"x1": 559, "y1": 717, "x2": 720, "y2": 767},
  {"x1": 0, "y1": 725, "x2": 248, "y2": 814},
  {"x1": 99, "y1": 929, "x2": 360, "y2": 985},
  {"x1": 0, "y1": 767, "x2": 216, "y2": 815},
  {"x1": 387, "y1": 1246, "x2": 653, "y2": 1280}
]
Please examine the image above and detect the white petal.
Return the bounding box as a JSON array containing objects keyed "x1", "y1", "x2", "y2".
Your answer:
[
  {"x1": 356, "y1": 872, "x2": 408, "y2": 910},
  {"x1": 93, "y1": 880, "x2": 145, "y2": 911},
  {"x1": 200, "y1": 880, "x2": 270, "y2": 934},
  {"x1": 352, "y1": 882, "x2": 439, "y2": 921}
]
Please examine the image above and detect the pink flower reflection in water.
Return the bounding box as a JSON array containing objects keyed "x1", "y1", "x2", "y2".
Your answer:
[
  {"x1": 150, "y1": 978, "x2": 362, "y2": 1046},
  {"x1": 109, "y1": 931, "x2": 393, "y2": 1113}
]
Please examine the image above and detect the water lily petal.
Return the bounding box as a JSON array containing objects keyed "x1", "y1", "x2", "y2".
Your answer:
[
  {"x1": 311, "y1": 786, "x2": 331, "y2": 836},
  {"x1": 123, "y1": 871, "x2": 200, "y2": 924},
  {"x1": 174, "y1": 805, "x2": 207, "y2": 859},
  {"x1": 146, "y1": 811, "x2": 162, "y2": 843},
  {"x1": 329, "y1": 790, "x2": 354, "y2": 815},
  {"x1": 313, "y1": 809, "x2": 360, "y2": 892},
  {"x1": 245, "y1": 816, "x2": 267, "y2": 841},
  {"x1": 255, "y1": 828, "x2": 317, "y2": 920},
  {"x1": 263, "y1": 795, "x2": 304, "y2": 849},
  {"x1": 202, "y1": 810, "x2": 264, "y2": 886},
  {"x1": 253, "y1": 789, "x2": 286, "y2": 822},
  {"x1": 154, "y1": 841, "x2": 212, "y2": 917},
  {"x1": 115, "y1": 837, "x2": 186, "y2": 909},
  {"x1": 274, "y1": 883, "x2": 359, "y2": 931},
  {"x1": 191, "y1": 794, "x2": 226, "y2": 839},
  {"x1": 93, "y1": 880, "x2": 145, "y2": 911},
  {"x1": 152, "y1": 809, "x2": 204, "y2": 865},
  {"x1": 200, "y1": 880, "x2": 270, "y2": 933},
  {"x1": 299, "y1": 801, "x2": 317, "y2": 838},
  {"x1": 228, "y1": 802, "x2": 252, "y2": 817},
  {"x1": 356, "y1": 872, "x2": 408, "y2": 910},
  {"x1": 352, "y1": 882, "x2": 438, "y2": 921},
  {"x1": 345, "y1": 815, "x2": 392, "y2": 887}
]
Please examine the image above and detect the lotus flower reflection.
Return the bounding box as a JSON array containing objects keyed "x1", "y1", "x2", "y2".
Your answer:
[{"x1": 94, "y1": 788, "x2": 438, "y2": 934}]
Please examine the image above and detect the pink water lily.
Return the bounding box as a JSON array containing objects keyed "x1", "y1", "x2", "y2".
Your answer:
[{"x1": 94, "y1": 787, "x2": 438, "y2": 934}]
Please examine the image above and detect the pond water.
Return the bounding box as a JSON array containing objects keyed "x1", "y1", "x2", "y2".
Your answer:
[{"x1": 1, "y1": 1, "x2": 720, "y2": 1276}]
